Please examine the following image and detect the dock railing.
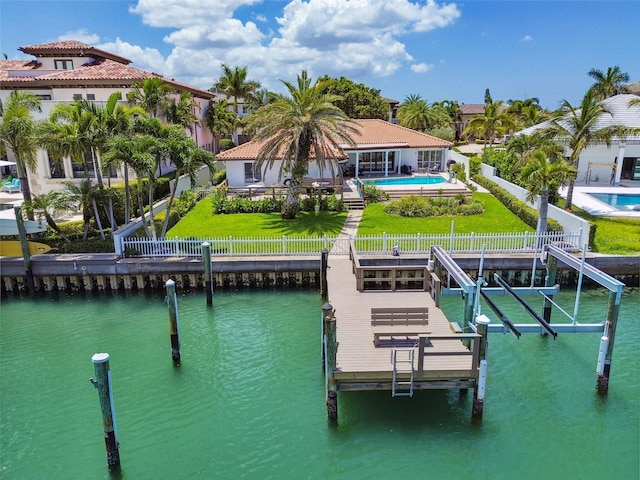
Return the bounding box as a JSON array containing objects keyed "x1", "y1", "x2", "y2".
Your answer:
[{"x1": 120, "y1": 231, "x2": 581, "y2": 258}]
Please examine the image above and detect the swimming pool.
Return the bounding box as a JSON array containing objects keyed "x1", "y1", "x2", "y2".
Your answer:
[
  {"x1": 365, "y1": 175, "x2": 446, "y2": 187},
  {"x1": 587, "y1": 193, "x2": 640, "y2": 211}
]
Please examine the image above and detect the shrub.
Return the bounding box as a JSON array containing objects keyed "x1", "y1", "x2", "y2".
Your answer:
[
  {"x1": 469, "y1": 155, "x2": 481, "y2": 177},
  {"x1": 384, "y1": 194, "x2": 484, "y2": 218},
  {"x1": 427, "y1": 126, "x2": 454, "y2": 142},
  {"x1": 212, "y1": 169, "x2": 226, "y2": 185},
  {"x1": 362, "y1": 184, "x2": 389, "y2": 204},
  {"x1": 473, "y1": 175, "x2": 563, "y2": 231},
  {"x1": 220, "y1": 138, "x2": 235, "y2": 151},
  {"x1": 451, "y1": 163, "x2": 466, "y2": 182}
]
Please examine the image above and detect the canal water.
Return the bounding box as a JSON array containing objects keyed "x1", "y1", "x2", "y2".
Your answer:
[{"x1": 1, "y1": 287, "x2": 638, "y2": 479}]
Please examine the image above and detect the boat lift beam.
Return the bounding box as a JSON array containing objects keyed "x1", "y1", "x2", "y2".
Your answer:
[
  {"x1": 493, "y1": 274, "x2": 558, "y2": 339},
  {"x1": 544, "y1": 246, "x2": 624, "y2": 304},
  {"x1": 487, "y1": 323, "x2": 605, "y2": 334},
  {"x1": 480, "y1": 290, "x2": 521, "y2": 338}
]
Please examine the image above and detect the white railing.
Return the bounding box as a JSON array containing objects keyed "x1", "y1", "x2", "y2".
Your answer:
[{"x1": 120, "y1": 231, "x2": 581, "y2": 258}]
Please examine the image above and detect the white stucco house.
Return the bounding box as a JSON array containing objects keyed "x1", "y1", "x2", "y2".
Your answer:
[
  {"x1": 0, "y1": 40, "x2": 216, "y2": 196},
  {"x1": 517, "y1": 94, "x2": 640, "y2": 185},
  {"x1": 216, "y1": 119, "x2": 453, "y2": 187}
]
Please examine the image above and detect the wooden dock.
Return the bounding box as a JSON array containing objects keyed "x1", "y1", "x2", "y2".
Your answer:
[{"x1": 326, "y1": 254, "x2": 480, "y2": 392}]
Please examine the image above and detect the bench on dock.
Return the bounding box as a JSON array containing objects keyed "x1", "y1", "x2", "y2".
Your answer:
[
  {"x1": 370, "y1": 307, "x2": 429, "y2": 326},
  {"x1": 373, "y1": 329, "x2": 432, "y2": 347}
]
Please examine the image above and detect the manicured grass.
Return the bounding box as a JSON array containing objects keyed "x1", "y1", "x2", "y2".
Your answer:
[
  {"x1": 357, "y1": 193, "x2": 533, "y2": 235},
  {"x1": 167, "y1": 199, "x2": 347, "y2": 237}
]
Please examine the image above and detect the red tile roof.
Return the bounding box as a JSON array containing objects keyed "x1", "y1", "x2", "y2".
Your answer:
[
  {"x1": 348, "y1": 119, "x2": 452, "y2": 148},
  {"x1": 19, "y1": 40, "x2": 131, "y2": 64},
  {"x1": 217, "y1": 119, "x2": 452, "y2": 161}
]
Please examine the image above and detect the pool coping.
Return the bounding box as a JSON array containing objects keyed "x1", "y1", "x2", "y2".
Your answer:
[{"x1": 569, "y1": 186, "x2": 640, "y2": 218}]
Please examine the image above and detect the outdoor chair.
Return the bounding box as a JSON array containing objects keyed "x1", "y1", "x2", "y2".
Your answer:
[{"x1": 2, "y1": 178, "x2": 20, "y2": 193}]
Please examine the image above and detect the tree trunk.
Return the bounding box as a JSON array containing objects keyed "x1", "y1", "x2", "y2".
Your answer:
[
  {"x1": 565, "y1": 179, "x2": 575, "y2": 211},
  {"x1": 160, "y1": 173, "x2": 179, "y2": 237},
  {"x1": 147, "y1": 183, "x2": 157, "y2": 240},
  {"x1": 44, "y1": 212, "x2": 72, "y2": 242},
  {"x1": 137, "y1": 190, "x2": 151, "y2": 238},
  {"x1": 15, "y1": 157, "x2": 35, "y2": 220},
  {"x1": 92, "y1": 199, "x2": 106, "y2": 240},
  {"x1": 124, "y1": 168, "x2": 131, "y2": 224}
]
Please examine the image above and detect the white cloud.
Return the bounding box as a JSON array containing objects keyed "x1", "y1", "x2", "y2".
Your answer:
[
  {"x1": 97, "y1": 38, "x2": 167, "y2": 74},
  {"x1": 58, "y1": 29, "x2": 100, "y2": 45},
  {"x1": 122, "y1": 0, "x2": 461, "y2": 91},
  {"x1": 411, "y1": 63, "x2": 433, "y2": 73},
  {"x1": 521, "y1": 34, "x2": 533, "y2": 42}
]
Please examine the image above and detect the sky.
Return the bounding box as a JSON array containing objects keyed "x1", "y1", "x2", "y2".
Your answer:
[{"x1": 1, "y1": 0, "x2": 638, "y2": 110}]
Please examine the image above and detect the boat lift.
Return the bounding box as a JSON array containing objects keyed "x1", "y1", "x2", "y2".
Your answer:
[{"x1": 429, "y1": 243, "x2": 625, "y2": 394}]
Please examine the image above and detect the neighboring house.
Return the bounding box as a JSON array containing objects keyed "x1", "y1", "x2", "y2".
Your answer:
[
  {"x1": 459, "y1": 103, "x2": 508, "y2": 138},
  {"x1": 381, "y1": 97, "x2": 400, "y2": 124},
  {"x1": 517, "y1": 94, "x2": 640, "y2": 185},
  {"x1": 217, "y1": 119, "x2": 453, "y2": 187},
  {"x1": 0, "y1": 40, "x2": 215, "y2": 195}
]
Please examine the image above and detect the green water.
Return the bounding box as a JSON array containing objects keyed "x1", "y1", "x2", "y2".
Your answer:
[{"x1": 1, "y1": 287, "x2": 638, "y2": 479}]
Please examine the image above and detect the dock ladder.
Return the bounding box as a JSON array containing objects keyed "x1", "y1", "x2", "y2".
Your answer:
[{"x1": 391, "y1": 348, "x2": 415, "y2": 397}]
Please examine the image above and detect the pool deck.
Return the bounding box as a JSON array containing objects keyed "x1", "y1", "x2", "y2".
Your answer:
[{"x1": 564, "y1": 184, "x2": 640, "y2": 218}]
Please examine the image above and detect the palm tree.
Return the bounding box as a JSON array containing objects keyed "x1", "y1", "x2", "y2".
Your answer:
[
  {"x1": 397, "y1": 94, "x2": 448, "y2": 133},
  {"x1": 22, "y1": 191, "x2": 75, "y2": 242},
  {"x1": 0, "y1": 91, "x2": 42, "y2": 210},
  {"x1": 103, "y1": 132, "x2": 158, "y2": 238},
  {"x1": 211, "y1": 64, "x2": 261, "y2": 116},
  {"x1": 245, "y1": 70, "x2": 358, "y2": 219},
  {"x1": 436, "y1": 100, "x2": 464, "y2": 141},
  {"x1": 61, "y1": 179, "x2": 105, "y2": 240},
  {"x1": 463, "y1": 101, "x2": 515, "y2": 147},
  {"x1": 127, "y1": 77, "x2": 174, "y2": 118},
  {"x1": 165, "y1": 91, "x2": 200, "y2": 133},
  {"x1": 158, "y1": 125, "x2": 215, "y2": 237},
  {"x1": 519, "y1": 150, "x2": 577, "y2": 237},
  {"x1": 539, "y1": 89, "x2": 629, "y2": 210},
  {"x1": 588, "y1": 66, "x2": 630, "y2": 100},
  {"x1": 203, "y1": 99, "x2": 237, "y2": 152}
]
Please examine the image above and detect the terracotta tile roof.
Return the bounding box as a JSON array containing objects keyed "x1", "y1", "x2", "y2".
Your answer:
[
  {"x1": 217, "y1": 119, "x2": 452, "y2": 161},
  {"x1": 0, "y1": 58, "x2": 214, "y2": 99},
  {"x1": 20, "y1": 40, "x2": 94, "y2": 51},
  {"x1": 0, "y1": 60, "x2": 41, "y2": 80},
  {"x1": 19, "y1": 40, "x2": 131, "y2": 65},
  {"x1": 216, "y1": 138, "x2": 346, "y2": 161},
  {"x1": 348, "y1": 119, "x2": 453, "y2": 148}
]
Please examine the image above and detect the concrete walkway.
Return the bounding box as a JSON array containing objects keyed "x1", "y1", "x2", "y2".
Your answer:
[{"x1": 330, "y1": 209, "x2": 363, "y2": 254}]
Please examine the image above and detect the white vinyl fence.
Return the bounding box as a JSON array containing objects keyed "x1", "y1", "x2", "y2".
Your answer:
[{"x1": 121, "y1": 231, "x2": 581, "y2": 258}]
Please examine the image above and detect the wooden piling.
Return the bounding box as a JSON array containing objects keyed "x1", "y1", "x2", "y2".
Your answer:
[
  {"x1": 597, "y1": 290, "x2": 620, "y2": 394},
  {"x1": 14, "y1": 206, "x2": 35, "y2": 294},
  {"x1": 320, "y1": 248, "x2": 329, "y2": 300},
  {"x1": 90, "y1": 353, "x2": 121, "y2": 472},
  {"x1": 321, "y1": 302, "x2": 333, "y2": 370},
  {"x1": 472, "y1": 315, "x2": 490, "y2": 421},
  {"x1": 325, "y1": 311, "x2": 338, "y2": 422},
  {"x1": 202, "y1": 242, "x2": 213, "y2": 306},
  {"x1": 165, "y1": 279, "x2": 181, "y2": 366}
]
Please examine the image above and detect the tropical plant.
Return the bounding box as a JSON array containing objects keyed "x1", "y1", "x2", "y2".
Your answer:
[
  {"x1": 397, "y1": 94, "x2": 449, "y2": 133},
  {"x1": 539, "y1": 89, "x2": 630, "y2": 210},
  {"x1": 0, "y1": 91, "x2": 41, "y2": 210},
  {"x1": 434, "y1": 100, "x2": 463, "y2": 141},
  {"x1": 245, "y1": 70, "x2": 359, "y2": 219},
  {"x1": 211, "y1": 64, "x2": 261, "y2": 116},
  {"x1": 203, "y1": 99, "x2": 237, "y2": 152},
  {"x1": 588, "y1": 66, "x2": 630, "y2": 100},
  {"x1": 165, "y1": 91, "x2": 200, "y2": 133},
  {"x1": 127, "y1": 77, "x2": 174, "y2": 118},
  {"x1": 463, "y1": 100, "x2": 515, "y2": 147},
  {"x1": 316, "y1": 75, "x2": 388, "y2": 119},
  {"x1": 518, "y1": 150, "x2": 577, "y2": 236},
  {"x1": 157, "y1": 124, "x2": 215, "y2": 237},
  {"x1": 22, "y1": 191, "x2": 75, "y2": 242},
  {"x1": 61, "y1": 179, "x2": 105, "y2": 240}
]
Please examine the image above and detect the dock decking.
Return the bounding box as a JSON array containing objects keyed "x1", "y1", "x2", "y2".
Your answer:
[{"x1": 326, "y1": 255, "x2": 478, "y2": 391}]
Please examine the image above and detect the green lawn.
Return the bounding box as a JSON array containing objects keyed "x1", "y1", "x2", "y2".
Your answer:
[
  {"x1": 167, "y1": 199, "x2": 347, "y2": 237},
  {"x1": 357, "y1": 193, "x2": 533, "y2": 235}
]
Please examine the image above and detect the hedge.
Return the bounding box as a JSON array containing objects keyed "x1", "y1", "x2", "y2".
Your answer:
[{"x1": 472, "y1": 175, "x2": 563, "y2": 232}]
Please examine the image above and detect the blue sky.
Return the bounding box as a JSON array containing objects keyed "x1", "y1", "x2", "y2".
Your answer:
[{"x1": 1, "y1": 0, "x2": 638, "y2": 110}]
